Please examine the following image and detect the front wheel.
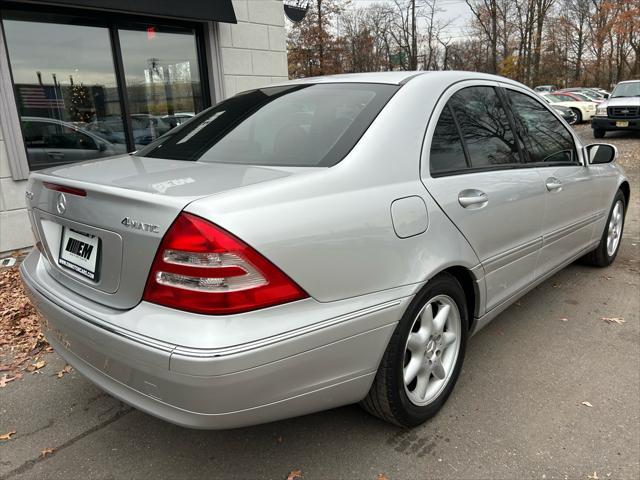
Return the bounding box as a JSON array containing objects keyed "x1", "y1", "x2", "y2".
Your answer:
[
  {"x1": 593, "y1": 128, "x2": 606, "y2": 139},
  {"x1": 571, "y1": 108, "x2": 583, "y2": 124},
  {"x1": 360, "y1": 273, "x2": 468, "y2": 427},
  {"x1": 584, "y1": 190, "x2": 626, "y2": 267}
]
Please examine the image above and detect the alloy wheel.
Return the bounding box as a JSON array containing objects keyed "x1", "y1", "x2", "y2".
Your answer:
[
  {"x1": 402, "y1": 295, "x2": 462, "y2": 406},
  {"x1": 607, "y1": 200, "x2": 624, "y2": 257}
]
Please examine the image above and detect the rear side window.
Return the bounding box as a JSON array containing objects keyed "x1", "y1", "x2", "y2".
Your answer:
[
  {"x1": 448, "y1": 87, "x2": 520, "y2": 168},
  {"x1": 429, "y1": 105, "x2": 468, "y2": 175},
  {"x1": 506, "y1": 90, "x2": 577, "y2": 164},
  {"x1": 136, "y1": 83, "x2": 398, "y2": 167}
]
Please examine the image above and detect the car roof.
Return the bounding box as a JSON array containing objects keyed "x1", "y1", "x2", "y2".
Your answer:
[
  {"x1": 616, "y1": 79, "x2": 639, "y2": 84},
  {"x1": 273, "y1": 70, "x2": 517, "y2": 87}
]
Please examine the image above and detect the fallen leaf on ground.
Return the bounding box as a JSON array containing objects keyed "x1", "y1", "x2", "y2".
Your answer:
[
  {"x1": 560, "y1": 317, "x2": 569, "y2": 322},
  {"x1": 0, "y1": 266, "x2": 48, "y2": 377},
  {"x1": 587, "y1": 472, "x2": 599, "y2": 480},
  {"x1": 286, "y1": 469, "x2": 303, "y2": 480},
  {"x1": 0, "y1": 374, "x2": 18, "y2": 387},
  {"x1": 34, "y1": 360, "x2": 46, "y2": 369},
  {"x1": 0, "y1": 431, "x2": 16, "y2": 441},
  {"x1": 377, "y1": 474, "x2": 390, "y2": 480},
  {"x1": 56, "y1": 365, "x2": 73, "y2": 378},
  {"x1": 582, "y1": 401, "x2": 593, "y2": 408},
  {"x1": 40, "y1": 447, "x2": 56, "y2": 458},
  {"x1": 601, "y1": 317, "x2": 625, "y2": 325},
  {"x1": 275, "y1": 435, "x2": 283, "y2": 444}
]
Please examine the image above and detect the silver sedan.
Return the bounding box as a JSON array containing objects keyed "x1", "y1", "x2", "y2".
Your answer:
[{"x1": 21, "y1": 71, "x2": 629, "y2": 429}]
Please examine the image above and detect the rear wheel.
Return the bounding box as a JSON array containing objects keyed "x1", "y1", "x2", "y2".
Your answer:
[
  {"x1": 593, "y1": 128, "x2": 606, "y2": 138},
  {"x1": 360, "y1": 273, "x2": 468, "y2": 427},
  {"x1": 584, "y1": 190, "x2": 625, "y2": 267},
  {"x1": 571, "y1": 108, "x2": 583, "y2": 124}
]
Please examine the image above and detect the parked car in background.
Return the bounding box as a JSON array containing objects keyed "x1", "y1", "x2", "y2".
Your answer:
[
  {"x1": 21, "y1": 72, "x2": 629, "y2": 430},
  {"x1": 541, "y1": 93, "x2": 597, "y2": 123},
  {"x1": 533, "y1": 85, "x2": 556, "y2": 93},
  {"x1": 558, "y1": 88, "x2": 605, "y2": 103},
  {"x1": 21, "y1": 116, "x2": 121, "y2": 169},
  {"x1": 587, "y1": 87, "x2": 610, "y2": 99},
  {"x1": 550, "y1": 104, "x2": 578, "y2": 125},
  {"x1": 592, "y1": 79, "x2": 640, "y2": 138}
]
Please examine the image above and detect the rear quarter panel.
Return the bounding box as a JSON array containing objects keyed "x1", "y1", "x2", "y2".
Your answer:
[{"x1": 185, "y1": 74, "x2": 482, "y2": 303}]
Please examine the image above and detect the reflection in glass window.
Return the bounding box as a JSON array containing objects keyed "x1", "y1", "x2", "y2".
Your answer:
[
  {"x1": 2, "y1": 18, "x2": 127, "y2": 169},
  {"x1": 119, "y1": 27, "x2": 203, "y2": 147},
  {"x1": 507, "y1": 91, "x2": 576, "y2": 164},
  {"x1": 137, "y1": 83, "x2": 398, "y2": 167},
  {"x1": 449, "y1": 87, "x2": 520, "y2": 168},
  {"x1": 429, "y1": 106, "x2": 469, "y2": 174}
]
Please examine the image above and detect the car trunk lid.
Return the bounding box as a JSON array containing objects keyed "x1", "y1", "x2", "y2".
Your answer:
[{"x1": 27, "y1": 154, "x2": 311, "y2": 310}]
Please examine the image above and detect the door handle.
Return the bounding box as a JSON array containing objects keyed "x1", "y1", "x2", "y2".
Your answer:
[
  {"x1": 545, "y1": 177, "x2": 562, "y2": 192},
  {"x1": 458, "y1": 189, "x2": 488, "y2": 209}
]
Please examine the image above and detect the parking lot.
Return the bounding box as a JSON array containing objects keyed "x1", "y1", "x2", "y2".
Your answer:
[{"x1": 1, "y1": 124, "x2": 638, "y2": 480}]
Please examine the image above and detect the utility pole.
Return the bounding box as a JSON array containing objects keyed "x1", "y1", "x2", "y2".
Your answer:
[{"x1": 411, "y1": 0, "x2": 417, "y2": 70}]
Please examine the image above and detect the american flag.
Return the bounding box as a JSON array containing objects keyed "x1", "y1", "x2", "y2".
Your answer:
[{"x1": 19, "y1": 85, "x2": 65, "y2": 109}]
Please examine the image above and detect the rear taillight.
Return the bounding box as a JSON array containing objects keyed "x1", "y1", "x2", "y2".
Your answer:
[{"x1": 143, "y1": 213, "x2": 308, "y2": 315}]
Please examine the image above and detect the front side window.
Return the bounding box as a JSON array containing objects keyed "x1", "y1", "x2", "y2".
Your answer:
[
  {"x1": 448, "y1": 86, "x2": 520, "y2": 168},
  {"x1": 137, "y1": 83, "x2": 398, "y2": 167},
  {"x1": 506, "y1": 90, "x2": 577, "y2": 164}
]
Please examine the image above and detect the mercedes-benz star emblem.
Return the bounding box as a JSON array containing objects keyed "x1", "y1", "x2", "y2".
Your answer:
[{"x1": 56, "y1": 193, "x2": 67, "y2": 215}]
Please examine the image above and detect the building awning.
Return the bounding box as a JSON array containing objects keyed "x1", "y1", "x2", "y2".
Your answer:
[{"x1": 11, "y1": 0, "x2": 237, "y2": 23}]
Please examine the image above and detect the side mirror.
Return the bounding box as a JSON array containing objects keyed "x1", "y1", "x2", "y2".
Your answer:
[
  {"x1": 98, "y1": 142, "x2": 107, "y2": 152},
  {"x1": 586, "y1": 143, "x2": 616, "y2": 164}
]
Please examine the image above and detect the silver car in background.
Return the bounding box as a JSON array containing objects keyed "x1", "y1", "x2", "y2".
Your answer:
[{"x1": 21, "y1": 72, "x2": 629, "y2": 429}]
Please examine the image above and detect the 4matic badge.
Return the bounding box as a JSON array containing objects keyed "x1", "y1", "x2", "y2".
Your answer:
[{"x1": 121, "y1": 217, "x2": 160, "y2": 233}]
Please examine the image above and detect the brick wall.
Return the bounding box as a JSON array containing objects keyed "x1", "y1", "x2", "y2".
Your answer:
[
  {"x1": 0, "y1": 116, "x2": 31, "y2": 253},
  {"x1": 220, "y1": 0, "x2": 288, "y2": 97}
]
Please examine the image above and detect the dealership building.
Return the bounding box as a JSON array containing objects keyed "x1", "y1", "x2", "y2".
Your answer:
[{"x1": 0, "y1": 0, "x2": 289, "y2": 253}]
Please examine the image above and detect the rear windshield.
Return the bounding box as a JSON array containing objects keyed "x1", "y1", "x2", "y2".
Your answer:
[{"x1": 136, "y1": 83, "x2": 399, "y2": 167}]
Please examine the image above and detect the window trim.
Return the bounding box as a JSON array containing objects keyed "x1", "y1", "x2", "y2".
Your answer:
[
  {"x1": 425, "y1": 82, "x2": 524, "y2": 178},
  {"x1": 423, "y1": 80, "x2": 585, "y2": 180},
  {"x1": 0, "y1": 2, "x2": 214, "y2": 176}
]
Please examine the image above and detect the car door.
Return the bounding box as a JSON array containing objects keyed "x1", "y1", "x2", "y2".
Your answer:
[
  {"x1": 502, "y1": 85, "x2": 604, "y2": 277},
  {"x1": 421, "y1": 82, "x2": 547, "y2": 312}
]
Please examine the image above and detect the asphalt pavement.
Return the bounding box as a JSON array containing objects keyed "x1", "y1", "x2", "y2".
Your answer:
[{"x1": 1, "y1": 124, "x2": 638, "y2": 480}]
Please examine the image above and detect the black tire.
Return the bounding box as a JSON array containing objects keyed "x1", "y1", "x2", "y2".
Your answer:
[
  {"x1": 360, "y1": 272, "x2": 469, "y2": 427},
  {"x1": 571, "y1": 108, "x2": 583, "y2": 124},
  {"x1": 583, "y1": 190, "x2": 626, "y2": 267},
  {"x1": 593, "y1": 128, "x2": 606, "y2": 139}
]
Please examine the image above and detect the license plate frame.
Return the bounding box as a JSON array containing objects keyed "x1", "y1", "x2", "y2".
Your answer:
[
  {"x1": 615, "y1": 121, "x2": 629, "y2": 127},
  {"x1": 58, "y1": 227, "x2": 101, "y2": 281}
]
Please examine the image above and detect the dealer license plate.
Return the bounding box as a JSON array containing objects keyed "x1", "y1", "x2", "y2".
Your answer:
[{"x1": 58, "y1": 227, "x2": 100, "y2": 281}]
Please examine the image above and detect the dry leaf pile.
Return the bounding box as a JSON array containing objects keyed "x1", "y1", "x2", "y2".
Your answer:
[{"x1": 0, "y1": 266, "x2": 49, "y2": 385}]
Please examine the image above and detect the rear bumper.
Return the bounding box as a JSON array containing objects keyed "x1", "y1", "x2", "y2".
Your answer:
[
  {"x1": 591, "y1": 117, "x2": 640, "y2": 131},
  {"x1": 21, "y1": 251, "x2": 407, "y2": 429}
]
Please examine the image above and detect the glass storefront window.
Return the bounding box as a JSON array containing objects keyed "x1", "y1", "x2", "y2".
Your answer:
[
  {"x1": 1, "y1": 12, "x2": 208, "y2": 170},
  {"x1": 119, "y1": 27, "x2": 204, "y2": 147},
  {"x1": 2, "y1": 19, "x2": 128, "y2": 169}
]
